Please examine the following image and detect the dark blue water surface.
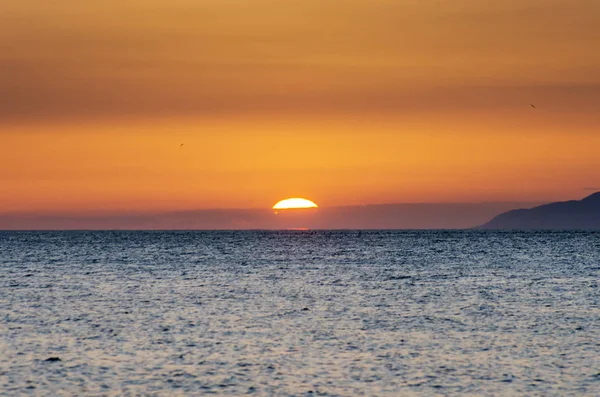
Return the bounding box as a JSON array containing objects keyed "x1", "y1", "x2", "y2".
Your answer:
[{"x1": 1, "y1": 231, "x2": 599, "y2": 396}]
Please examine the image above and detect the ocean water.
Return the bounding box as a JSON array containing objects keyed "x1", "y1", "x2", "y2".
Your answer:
[{"x1": 1, "y1": 231, "x2": 599, "y2": 396}]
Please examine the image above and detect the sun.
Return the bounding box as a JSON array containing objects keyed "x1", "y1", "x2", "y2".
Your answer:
[{"x1": 273, "y1": 198, "x2": 318, "y2": 210}]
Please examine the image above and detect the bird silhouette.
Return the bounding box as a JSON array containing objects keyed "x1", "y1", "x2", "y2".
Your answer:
[
  {"x1": 530, "y1": 104, "x2": 536, "y2": 108},
  {"x1": 180, "y1": 143, "x2": 184, "y2": 147}
]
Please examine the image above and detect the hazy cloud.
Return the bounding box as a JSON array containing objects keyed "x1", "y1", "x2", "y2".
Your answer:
[{"x1": 1, "y1": 0, "x2": 599, "y2": 123}]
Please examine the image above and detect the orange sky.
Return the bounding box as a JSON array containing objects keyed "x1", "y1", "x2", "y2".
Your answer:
[{"x1": 1, "y1": 0, "x2": 599, "y2": 213}]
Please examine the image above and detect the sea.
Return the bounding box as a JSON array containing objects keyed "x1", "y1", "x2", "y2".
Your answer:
[{"x1": 1, "y1": 231, "x2": 599, "y2": 396}]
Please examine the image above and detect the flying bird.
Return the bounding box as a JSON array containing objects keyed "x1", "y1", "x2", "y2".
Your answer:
[
  {"x1": 180, "y1": 143, "x2": 184, "y2": 147},
  {"x1": 530, "y1": 104, "x2": 536, "y2": 108}
]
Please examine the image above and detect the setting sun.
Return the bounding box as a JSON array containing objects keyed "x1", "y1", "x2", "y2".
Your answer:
[{"x1": 273, "y1": 198, "x2": 319, "y2": 210}]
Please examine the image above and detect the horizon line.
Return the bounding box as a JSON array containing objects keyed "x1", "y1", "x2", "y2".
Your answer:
[{"x1": 0, "y1": 199, "x2": 553, "y2": 217}]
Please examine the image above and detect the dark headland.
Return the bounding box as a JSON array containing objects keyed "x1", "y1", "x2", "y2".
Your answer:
[{"x1": 478, "y1": 192, "x2": 600, "y2": 230}]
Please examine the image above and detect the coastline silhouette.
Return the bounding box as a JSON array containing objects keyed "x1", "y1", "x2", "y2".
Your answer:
[{"x1": 479, "y1": 192, "x2": 600, "y2": 230}]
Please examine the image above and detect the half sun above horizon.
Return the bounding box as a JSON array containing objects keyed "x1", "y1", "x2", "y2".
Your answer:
[{"x1": 272, "y1": 198, "x2": 319, "y2": 210}]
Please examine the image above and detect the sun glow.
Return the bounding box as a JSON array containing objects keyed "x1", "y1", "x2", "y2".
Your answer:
[{"x1": 273, "y1": 198, "x2": 318, "y2": 210}]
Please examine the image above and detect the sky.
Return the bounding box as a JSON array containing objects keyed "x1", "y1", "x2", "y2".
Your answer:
[{"x1": 1, "y1": 0, "x2": 599, "y2": 222}]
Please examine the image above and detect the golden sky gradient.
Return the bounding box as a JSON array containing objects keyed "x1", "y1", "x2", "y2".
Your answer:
[{"x1": 1, "y1": 0, "x2": 599, "y2": 213}]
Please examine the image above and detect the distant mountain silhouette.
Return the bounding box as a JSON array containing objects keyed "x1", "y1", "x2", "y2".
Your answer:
[
  {"x1": 0, "y1": 202, "x2": 540, "y2": 230},
  {"x1": 479, "y1": 192, "x2": 600, "y2": 230}
]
